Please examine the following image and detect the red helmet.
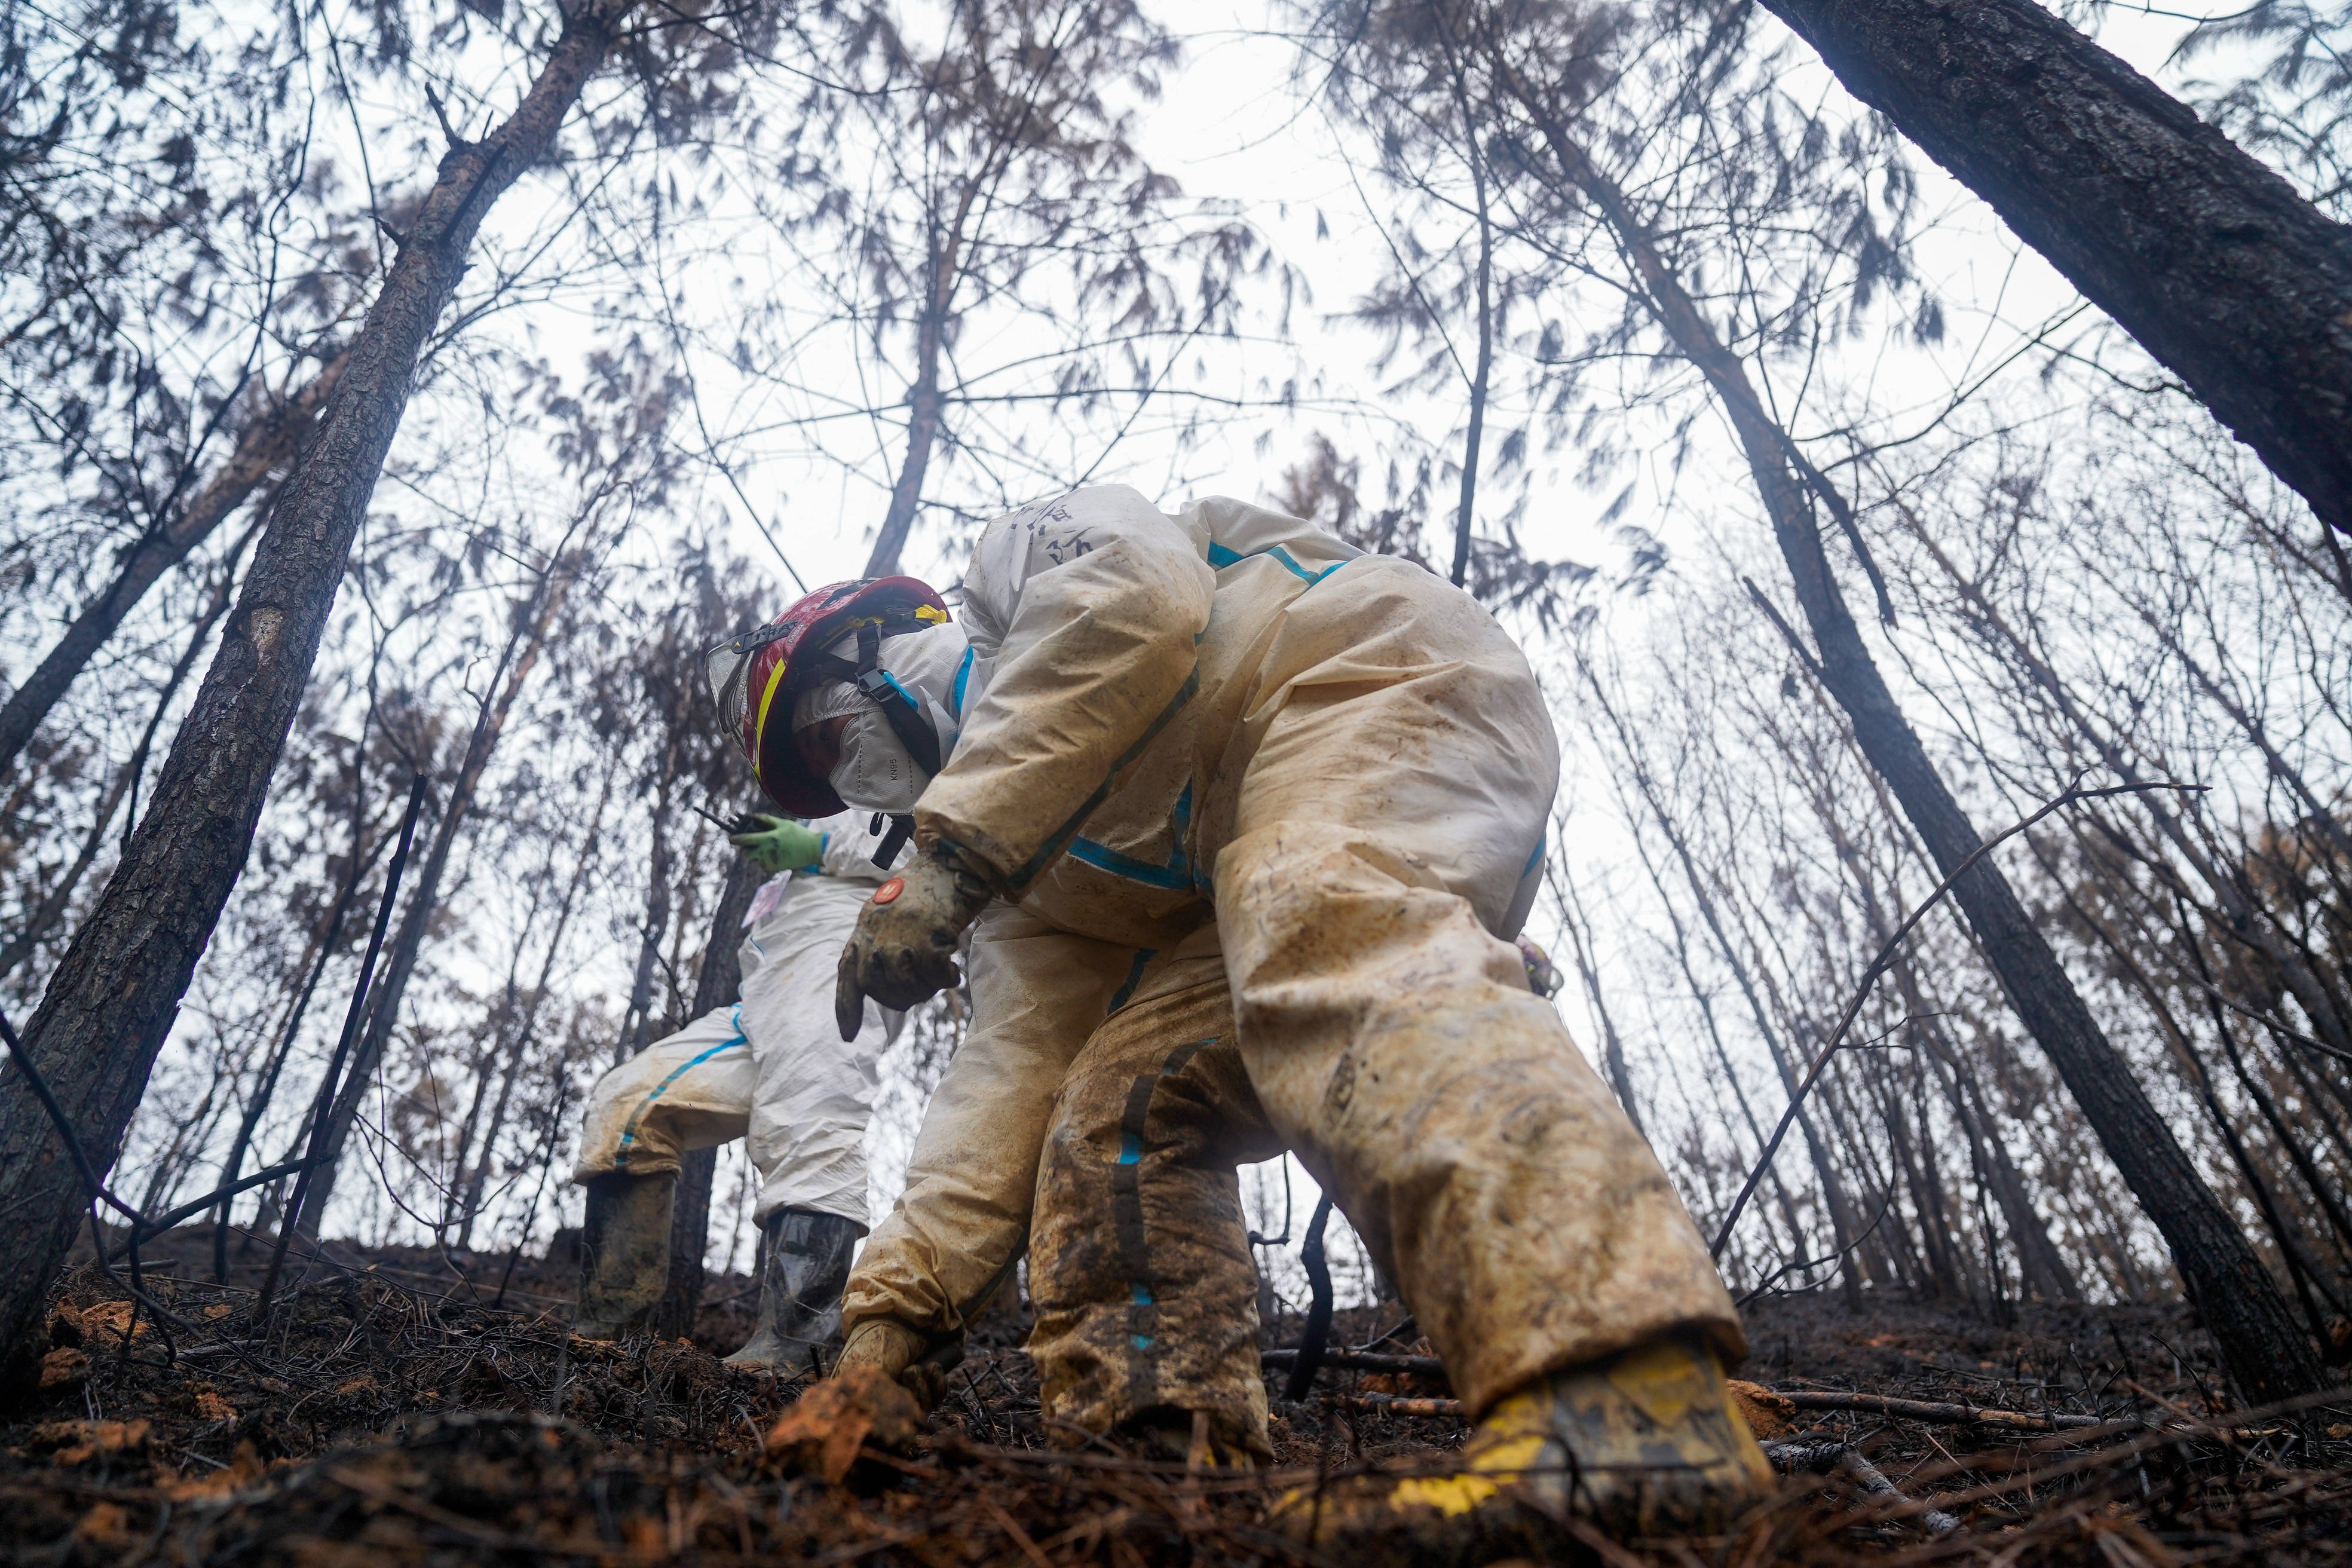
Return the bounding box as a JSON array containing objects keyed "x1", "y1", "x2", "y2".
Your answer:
[{"x1": 706, "y1": 577, "x2": 950, "y2": 814}]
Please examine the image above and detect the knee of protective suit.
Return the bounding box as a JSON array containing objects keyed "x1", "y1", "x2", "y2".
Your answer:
[
  {"x1": 1217, "y1": 823, "x2": 1529, "y2": 1004},
  {"x1": 571, "y1": 1061, "x2": 748, "y2": 1186},
  {"x1": 1040, "y1": 1061, "x2": 1128, "y2": 1172}
]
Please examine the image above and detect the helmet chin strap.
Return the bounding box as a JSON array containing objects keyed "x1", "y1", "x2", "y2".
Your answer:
[{"x1": 869, "y1": 811, "x2": 915, "y2": 871}]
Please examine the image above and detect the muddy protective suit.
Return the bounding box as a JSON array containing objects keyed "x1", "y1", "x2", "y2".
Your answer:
[
  {"x1": 840, "y1": 485, "x2": 1741, "y2": 1453},
  {"x1": 1025, "y1": 932, "x2": 1281, "y2": 1457},
  {"x1": 574, "y1": 811, "x2": 902, "y2": 1226}
]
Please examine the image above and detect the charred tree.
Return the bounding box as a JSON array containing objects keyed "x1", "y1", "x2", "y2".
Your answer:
[
  {"x1": 654, "y1": 852, "x2": 765, "y2": 1340},
  {"x1": 1756, "y1": 0, "x2": 2352, "y2": 536},
  {"x1": 296, "y1": 565, "x2": 571, "y2": 1241},
  {"x1": 0, "y1": 0, "x2": 642, "y2": 1379},
  {"x1": 0, "y1": 351, "x2": 348, "y2": 777},
  {"x1": 449, "y1": 765, "x2": 617, "y2": 1251},
  {"x1": 1493, "y1": 70, "x2": 2326, "y2": 1398}
]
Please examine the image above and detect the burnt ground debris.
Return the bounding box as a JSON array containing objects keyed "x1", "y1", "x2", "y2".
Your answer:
[{"x1": 5, "y1": 1228, "x2": 2352, "y2": 1566}]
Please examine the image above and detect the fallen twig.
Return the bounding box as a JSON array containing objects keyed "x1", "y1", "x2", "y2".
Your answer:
[
  {"x1": 1775, "y1": 1389, "x2": 2105, "y2": 1432},
  {"x1": 1765, "y1": 1441, "x2": 1963, "y2": 1535}
]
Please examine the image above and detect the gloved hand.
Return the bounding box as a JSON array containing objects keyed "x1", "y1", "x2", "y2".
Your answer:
[
  {"x1": 832, "y1": 1317, "x2": 965, "y2": 1410},
  {"x1": 834, "y1": 842, "x2": 993, "y2": 1037},
  {"x1": 730, "y1": 813, "x2": 823, "y2": 875}
]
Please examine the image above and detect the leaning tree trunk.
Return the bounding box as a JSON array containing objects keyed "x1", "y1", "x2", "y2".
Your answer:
[
  {"x1": 0, "y1": 350, "x2": 348, "y2": 777},
  {"x1": 1503, "y1": 81, "x2": 2327, "y2": 1400},
  {"x1": 1754, "y1": 0, "x2": 2352, "y2": 537},
  {"x1": 0, "y1": 516, "x2": 264, "y2": 981},
  {"x1": 0, "y1": 0, "x2": 638, "y2": 1380},
  {"x1": 654, "y1": 852, "x2": 766, "y2": 1340}
]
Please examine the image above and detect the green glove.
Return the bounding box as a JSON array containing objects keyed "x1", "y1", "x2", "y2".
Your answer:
[{"x1": 730, "y1": 814, "x2": 823, "y2": 875}]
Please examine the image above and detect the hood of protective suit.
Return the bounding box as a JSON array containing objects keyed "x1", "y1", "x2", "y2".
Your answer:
[{"x1": 792, "y1": 620, "x2": 972, "y2": 813}]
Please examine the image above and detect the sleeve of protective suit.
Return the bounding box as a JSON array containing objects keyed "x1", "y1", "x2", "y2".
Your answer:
[
  {"x1": 838, "y1": 904, "x2": 1136, "y2": 1339},
  {"x1": 809, "y1": 808, "x2": 892, "y2": 882},
  {"x1": 917, "y1": 485, "x2": 1215, "y2": 892}
]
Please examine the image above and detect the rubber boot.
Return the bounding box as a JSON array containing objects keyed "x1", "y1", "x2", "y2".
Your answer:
[
  {"x1": 573, "y1": 1172, "x2": 675, "y2": 1340},
  {"x1": 1113, "y1": 1406, "x2": 1263, "y2": 1470},
  {"x1": 1270, "y1": 1334, "x2": 1774, "y2": 1566},
  {"x1": 722, "y1": 1208, "x2": 864, "y2": 1373}
]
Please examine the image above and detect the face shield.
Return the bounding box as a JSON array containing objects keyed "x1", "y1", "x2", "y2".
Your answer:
[{"x1": 707, "y1": 638, "x2": 757, "y2": 742}]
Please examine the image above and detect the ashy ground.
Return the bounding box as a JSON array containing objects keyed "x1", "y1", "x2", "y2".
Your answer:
[{"x1": 4, "y1": 1230, "x2": 2350, "y2": 1566}]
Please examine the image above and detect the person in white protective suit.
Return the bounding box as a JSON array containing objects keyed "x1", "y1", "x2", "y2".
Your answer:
[
  {"x1": 707, "y1": 489, "x2": 1770, "y2": 1563},
  {"x1": 568, "y1": 808, "x2": 906, "y2": 1370}
]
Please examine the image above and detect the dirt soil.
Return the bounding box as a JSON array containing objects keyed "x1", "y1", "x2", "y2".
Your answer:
[{"x1": 4, "y1": 1229, "x2": 2350, "y2": 1566}]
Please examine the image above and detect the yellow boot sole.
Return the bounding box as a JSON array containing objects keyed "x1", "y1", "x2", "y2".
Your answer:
[{"x1": 1269, "y1": 1335, "x2": 1774, "y2": 1566}]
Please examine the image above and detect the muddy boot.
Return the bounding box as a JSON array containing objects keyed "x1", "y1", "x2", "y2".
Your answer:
[
  {"x1": 1112, "y1": 1407, "x2": 1264, "y2": 1470},
  {"x1": 1270, "y1": 1334, "x2": 1773, "y2": 1566},
  {"x1": 573, "y1": 1172, "x2": 675, "y2": 1340},
  {"x1": 723, "y1": 1208, "x2": 863, "y2": 1372}
]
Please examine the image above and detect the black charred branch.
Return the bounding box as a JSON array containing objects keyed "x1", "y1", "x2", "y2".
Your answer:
[{"x1": 1758, "y1": 0, "x2": 2352, "y2": 535}]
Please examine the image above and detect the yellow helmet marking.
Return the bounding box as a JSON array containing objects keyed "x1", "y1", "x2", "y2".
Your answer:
[
  {"x1": 751, "y1": 652, "x2": 794, "y2": 784},
  {"x1": 749, "y1": 601, "x2": 945, "y2": 784}
]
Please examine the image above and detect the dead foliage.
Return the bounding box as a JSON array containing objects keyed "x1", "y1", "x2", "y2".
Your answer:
[{"x1": 2, "y1": 1254, "x2": 2350, "y2": 1565}]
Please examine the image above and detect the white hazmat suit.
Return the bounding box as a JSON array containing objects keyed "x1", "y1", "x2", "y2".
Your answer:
[{"x1": 574, "y1": 811, "x2": 902, "y2": 1226}]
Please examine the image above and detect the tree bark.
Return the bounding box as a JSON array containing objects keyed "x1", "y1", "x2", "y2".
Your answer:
[
  {"x1": 1755, "y1": 0, "x2": 2352, "y2": 535},
  {"x1": 1503, "y1": 81, "x2": 2324, "y2": 1399},
  {"x1": 0, "y1": 0, "x2": 636, "y2": 1379},
  {"x1": 654, "y1": 852, "x2": 765, "y2": 1340},
  {"x1": 0, "y1": 351, "x2": 348, "y2": 777}
]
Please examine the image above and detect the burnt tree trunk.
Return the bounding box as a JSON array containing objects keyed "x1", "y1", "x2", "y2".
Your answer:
[
  {"x1": 863, "y1": 170, "x2": 990, "y2": 579},
  {"x1": 0, "y1": 515, "x2": 265, "y2": 980},
  {"x1": 1764, "y1": 379, "x2": 2326, "y2": 1401},
  {"x1": 1504, "y1": 82, "x2": 2326, "y2": 1399},
  {"x1": 0, "y1": 351, "x2": 348, "y2": 777},
  {"x1": 1756, "y1": 0, "x2": 2352, "y2": 535},
  {"x1": 618, "y1": 781, "x2": 678, "y2": 1065},
  {"x1": 653, "y1": 852, "x2": 765, "y2": 1340},
  {"x1": 1451, "y1": 130, "x2": 1494, "y2": 590},
  {"x1": 0, "y1": 1, "x2": 637, "y2": 1379}
]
